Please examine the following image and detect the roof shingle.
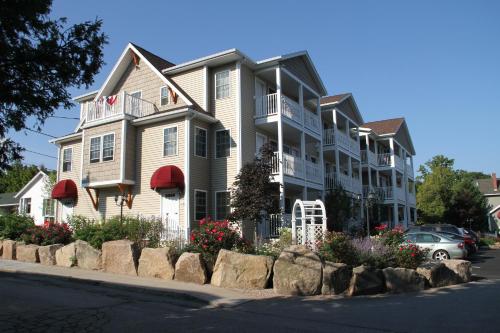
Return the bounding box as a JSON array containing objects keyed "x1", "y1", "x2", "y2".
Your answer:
[
  {"x1": 362, "y1": 118, "x2": 405, "y2": 135},
  {"x1": 0, "y1": 192, "x2": 18, "y2": 206},
  {"x1": 131, "y1": 43, "x2": 175, "y2": 72},
  {"x1": 320, "y1": 93, "x2": 350, "y2": 105}
]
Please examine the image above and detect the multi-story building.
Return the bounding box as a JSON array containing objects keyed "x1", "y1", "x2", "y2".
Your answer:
[{"x1": 49, "y1": 43, "x2": 416, "y2": 240}]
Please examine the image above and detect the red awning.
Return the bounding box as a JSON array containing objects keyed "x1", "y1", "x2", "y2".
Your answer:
[
  {"x1": 51, "y1": 179, "x2": 78, "y2": 200},
  {"x1": 150, "y1": 165, "x2": 184, "y2": 190}
]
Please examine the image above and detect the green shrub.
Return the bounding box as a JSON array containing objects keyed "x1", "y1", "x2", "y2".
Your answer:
[
  {"x1": 318, "y1": 231, "x2": 359, "y2": 266},
  {"x1": 254, "y1": 228, "x2": 293, "y2": 259},
  {"x1": 0, "y1": 214, "x2": 35, "y2": 240},
  {"x1": 21, "y1": 221, "x2": 72, "y2": 246},
  {"x1": 479, "y1": 237, "x2": 498, "y2": 247},
  {"x1": 350, "y1": 237, "x2": 394, "y2": 269},
  {"x1": 395, "y1": 242, "x2": 429, "y2": 269},
  {"x1": 68, "y1": 215, "x2": 164, "y2": 249},
  {"x1": 185, "y1": 217, "x2": 249, "y2": 270}
]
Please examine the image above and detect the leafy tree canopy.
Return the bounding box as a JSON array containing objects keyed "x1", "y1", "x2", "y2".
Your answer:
[
  {"x1": 416, "y1": 155, "x2": 490, "y2": 230},
  {"x1": 0, "y1": 0, "x2": 108, "y2": 169},
  {"x1": 0, "y1": 162, "x2": 53, "y2": 193}
]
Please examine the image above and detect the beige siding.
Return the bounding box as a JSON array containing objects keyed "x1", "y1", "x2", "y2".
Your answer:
[
  {"x1": 124, "y1": 122, "x2": 136, "y2": 181},
  {"x1": 189, "y1": 118, "x2": 212, "y2": 225},
  {"x1": 127, "y1": 117, "x2": 186, "y2": 227},
  {"x1": 56, "y1": 139, "x2": 81, "y2": 222},
  {"x1": 170, "y1": 67, "x2": 205, "y2": 111},
  {"x1": 240, "y1": 64, "x2": 256, "y2": 165},
  {"x1": 209, "y1": 63, "x2": 238, "y2": 217},
  {"x1": 82, "y1": 121, "x2": 122, "y2": 184},
  {"x1": 111, "y1": 61, "x2": 187, "y2": 112}
]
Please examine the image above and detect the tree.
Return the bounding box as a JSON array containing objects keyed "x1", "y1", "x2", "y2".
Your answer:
[
  {"x1": 0, "y1": 162, "x2": 40, "y2": 193},
  {"x1": 0, "y1": 0, "x2": 108, "y2": 169},
  {"x1": 229, "y1": 144, "x2": 279, "y2": 226},
  {"x1": 416, "y1": 155, "x2": 490, "y2": 230},
  {"x1": 324, "y1": 186, "x2": 353, "y2": 232}
]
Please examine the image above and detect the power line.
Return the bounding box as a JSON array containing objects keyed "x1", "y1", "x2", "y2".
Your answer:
[
  {"x1": 24, "y1": 128, "x2": 57, "y2": 138},
  {"x1": 49, "y1": 115, "x2": 79, "y2": 120},
  {"x1": 24, "y1": 149, "x2": 57, "y2": 159}
]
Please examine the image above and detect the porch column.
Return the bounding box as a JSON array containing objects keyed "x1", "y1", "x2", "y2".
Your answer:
[
  {"x1": 276, "y1": 67, "x2": 285, "y2": 213},
  {"x1": 393, "y1": 203, "x2": 399, "y2": 226},
  {"x1": 389, "y1": 138, "x2": 395, "y2": 167},
  {"x1": 333, "y1": 110, "x2": 341, "y2": 177},
  {"x1": 348, "y1": 156, "x2": 352, "y2": 191},
  {"x1": 299, "y1": 84, "x2": 307, "y2": 195},
  {"x1": 317, "y1": 96, "x2": 325, "y2": 200}
]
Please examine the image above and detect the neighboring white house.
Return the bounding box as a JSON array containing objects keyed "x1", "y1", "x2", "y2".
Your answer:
[{"x1": 14, "y1": 170, "x2": 55, "y2": 225}]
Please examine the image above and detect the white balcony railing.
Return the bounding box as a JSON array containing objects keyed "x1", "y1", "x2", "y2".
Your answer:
[
  {"x1": 349, "y1": 138, "x2": 360, "y2": 156},
  {"x1": 360, "y1": 150, "x2": 377, "y2": 165},
  {"x1": 375, "y1": 186, "x2": 394, "y2": 200},
  {"x1": 395, "y1": 155, "x2": 405, "y2": 171},
  {"x1": 406, "y1": 163, "x2": 414, "y2": 178},
  {"x1": 377, "y1": 153, "x2": 392, "y2": 166},
  {"x1": 282, "y1": 153, "x2": 304, "y2": 179},
  {"x1": 305, "y1": 160, "x2": 322, "y2": 184},
  {"x1": 335, "y1": 131, "x2": 350, "y2": 150},
  {"x1": 323, "y1": 128, "x2": 335, "y2": 145},
  {"x1": 84, "y1": 92, "x2": 157, "y2": 123},
  {"x1": 255, "y1": 94, "x2": 321, "y2": 132},
  {"x1": 325, "y1": 172, "x2": 337, "y2": 190}
]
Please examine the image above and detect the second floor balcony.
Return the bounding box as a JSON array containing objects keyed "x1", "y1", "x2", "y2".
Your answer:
[
  {"x1": 271, "y1": 152, "x2": 322, "y2": 185},
  {"x1": 255, "y1": 93, "x2": 321, "y2": 134},
  {"x1": 360, "y1": 149, "x2": 377, "y2": 165},
  {"x1": 82, "y1": 92, "x2": 158, "y2": 124},
  {"x1": 323, "y1": 128, "x2": 360, "y2": 156},
  {"x1": 325, "y1": 172, "x2": 362, "y2": 194}
]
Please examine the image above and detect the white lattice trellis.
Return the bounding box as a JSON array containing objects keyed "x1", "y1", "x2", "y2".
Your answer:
[{"x1": 291, "y1": 199, "x2": 327, "y2": 250}]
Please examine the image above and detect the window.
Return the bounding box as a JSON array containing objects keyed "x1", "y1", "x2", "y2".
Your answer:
[
  {"x1": 90, "y1": 137, "x2": 101, "y2": 163},
  {"x1": 20, "y1": 198, "x2": 31, "y2": 214},
  {"x1": 215, "y1": 129, "x2": 230, "y2": 158},
  {"x1": 416, "y1": 233, "x2": 439, "y2": 243},
  {"x1": 195, "y1": 127, "x2": 207, "y2": 158},
  {"x1": 163, "y1": 127, "x2": 178, "y2": 156},
  {"x1": 215, "y1": 192, "x2": 230, "y2": 220},
  {"x1": 215, "y1": 70, "x2": 230, "y2": 99},
  {"x1": 160, "y1": 86, "x2": 169, "y2": 106},
  {"x1": 102, "y1": 134, "x2": 115, "y2": 161},
  {"x1": 62, "y1": 148, "x2": 72, "y2": 172},
  {"x1": 194, "y1": 190, "x2": 207, "y2": 221},
  {"x1": 42, "y1": 199, "x2": 55, "y2": 218}
]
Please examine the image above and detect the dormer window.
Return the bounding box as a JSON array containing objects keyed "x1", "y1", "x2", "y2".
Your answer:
[{"x1": 160, "y1": 86, "x2": 169, "y2": 106}]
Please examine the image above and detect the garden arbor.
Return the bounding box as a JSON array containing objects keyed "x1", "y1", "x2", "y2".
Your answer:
[{"x1": 291, "y1": 199, "x2": 327, "y2": 250}]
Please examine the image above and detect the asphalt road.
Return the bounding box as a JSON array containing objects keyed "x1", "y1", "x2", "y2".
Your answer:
[{"x1": 1, "y1": 249, "x2": 500, "y2": 333}]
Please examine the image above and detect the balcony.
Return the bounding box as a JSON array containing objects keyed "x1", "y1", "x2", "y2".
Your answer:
[
  {"x1": 375, "y1": 186, "x2": 394, "y2": 200},
  {"x1": 323, "y1": 128, "x2": 335, "y2": 145},
  {"x1": 377, "y1": 153, "x2": 392, "y2": 167},
  {"x1": 83, "y1": 92, "x2": 157, "y2": 124},
  {"x1": 360, "y1": 150, "x2": 376, "y2": 165},
  {"x1": 324, "y1": 172, "x2": 362, "y2": 194},
  {"x1": 255, "y1": 93, "x2": 320, "y2": 134},
  {"x1": 271, "y1": 152, "x2": 322, "y2": 185},
  {"x1": 406, "y1": 163, "x2": 414, "y2": 178},
  {"x1": 395, "y1": 155, "x2": 405, "y2": 171}
]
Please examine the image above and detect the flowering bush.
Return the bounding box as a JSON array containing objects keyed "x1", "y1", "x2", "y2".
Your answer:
[
  {"x1": 395, "y1": 241, "x2": 428, "y2": 269},
  {"x1": 379, "y1": 225, "x2": 405, "y2": 249},
  {"x1": 186, "y1": 217, "x2": 250, "y2": 269},
  {"x1": 254, "y1": 228, "x2": 293, "y2": 259},
  {"x1": 318, "y1": 231, "x2": 359, "y2": 266},
  {"x1": 351, "y1": 237, "x2": 394, "y2": 269},
  {"x1": 21, "y1": 221, "x2": 72, "y2": 246}
]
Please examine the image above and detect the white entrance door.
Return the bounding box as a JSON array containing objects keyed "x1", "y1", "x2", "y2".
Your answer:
[
  {"x1": 255, "y1": 79, "x2": 266, "y2": 116},
  {"x1": 161, "y1": 191, "x2": 180, "y2": 229},
  {"x1": 61, "y1": 201, "x2": 74, "y2": 222}
]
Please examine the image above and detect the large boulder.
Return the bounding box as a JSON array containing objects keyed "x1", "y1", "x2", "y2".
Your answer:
[
  {"x1": 273, "y1": 245, "x2": 322, "y2": 296},
  {"x1": 138, "y1": 247, "x2": 176, "y2": 279},
  {"x1": 442, "y1": 260, "x2": 471, "y2": 283},
  {"x1": 102, "y1": 240, "x2": 139, "y2": 276},
  {"x1": 38, "y1": 244, "x2": 63, "y2": 266},
  {"x1": 75, "y1": 240, "x2": 102, "y2": 270},
  {"x1": 322, "y1": 262, "x2": 352, "y2": 295},
  {"x1": 16, "y1": 244, "x2": 40, "y2": 263},
  {"x1": 2, "y1": 240, "x2": 16, "y2": 260},
  {"x1": 55, "y1": 242, "x2": 76, "y2": 267},
  {"x1": 348, "y1": 266, "x2": 385, "y2": 296},
  {"x1": 175, "y1": 252, "x2": 208, "y2": 285},
  {"x1": 416, "y1": 261, "x2": 460, "y2": 287},
  {"x1": 382, "y1": 267, "x2": 425, "y2": 293},
  {"x1": 211, "y1": 250, "x2": 274, "y2": 289}
]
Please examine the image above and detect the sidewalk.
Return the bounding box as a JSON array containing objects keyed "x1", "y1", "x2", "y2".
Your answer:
[{"x1": 0, "y1": 259, "x2": 276, "y2": 308}]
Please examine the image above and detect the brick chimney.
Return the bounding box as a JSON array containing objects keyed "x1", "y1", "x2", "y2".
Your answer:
[{"x1": 493, "y1": 173, "x2": 498, "y2": 191}]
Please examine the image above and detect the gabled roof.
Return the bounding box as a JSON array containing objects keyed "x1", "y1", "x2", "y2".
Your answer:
[
  {"x1": 14, "y1": 170, "x2": 49, "y2": 199},
  {"x1": 477, "y1": 178, "x2": 500, "y2": 196},
  {"x1": 321, "y1": 93, "x2": 364, "y2": 125},
  {"x1": 131, "y1": 43, "x2": 175, "y2": 72},
  {"x1": 0, "y1": 192, "x2": 19, "y2": 207},
  {"x1": 361, "y1": 118, "x2": 416, "y2": 155},
  {"x1": 362, "y1": 118, "x2": 405, "y2": 136}
]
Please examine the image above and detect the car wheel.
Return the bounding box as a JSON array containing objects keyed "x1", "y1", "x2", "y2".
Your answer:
[{"x1": 433, "y1": 250, "x2": 450, "y2": 261}]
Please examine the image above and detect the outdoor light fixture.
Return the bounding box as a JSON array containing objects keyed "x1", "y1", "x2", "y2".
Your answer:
[{"x1": 114, "y1": 193, "x2": 126, "y2": 225}]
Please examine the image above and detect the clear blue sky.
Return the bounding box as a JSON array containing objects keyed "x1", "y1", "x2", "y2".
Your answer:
[{"x1": 11, "y1": 0, "x2": 500, "y2": 175}]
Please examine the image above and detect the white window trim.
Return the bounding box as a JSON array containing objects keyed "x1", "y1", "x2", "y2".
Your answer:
[
  {"x1": 163, "y1": 125, "x2": 178, "y2": 157},
  {"x1": 194, "y1": 126, "x2": 208, "y2": 159},
  {"x1": 194, "y1": 189, "x2": 208, "y2": 221},
  {"x1": 159, "y1": 86, "x2": 170, "y2": 106},
  {"x1": 62, "y1": 147, "x2": 73, "y2": 172},
  {"x1": 214, "y1": 70, "x2": 230, "y2": 100},
  {"x1": 89, "y1": 132, "x2": 116, "y2": 164},
  {"x1": 215, "y1": 191, "x2": 230, "y2": 221},
  {"x1": 215, "y1": 128, "x2": 231, "y2": 159}
]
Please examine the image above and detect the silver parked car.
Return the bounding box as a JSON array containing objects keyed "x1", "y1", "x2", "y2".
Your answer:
[{"x1": 404, "y1": 231, "x2": 467, "y2": 260}]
